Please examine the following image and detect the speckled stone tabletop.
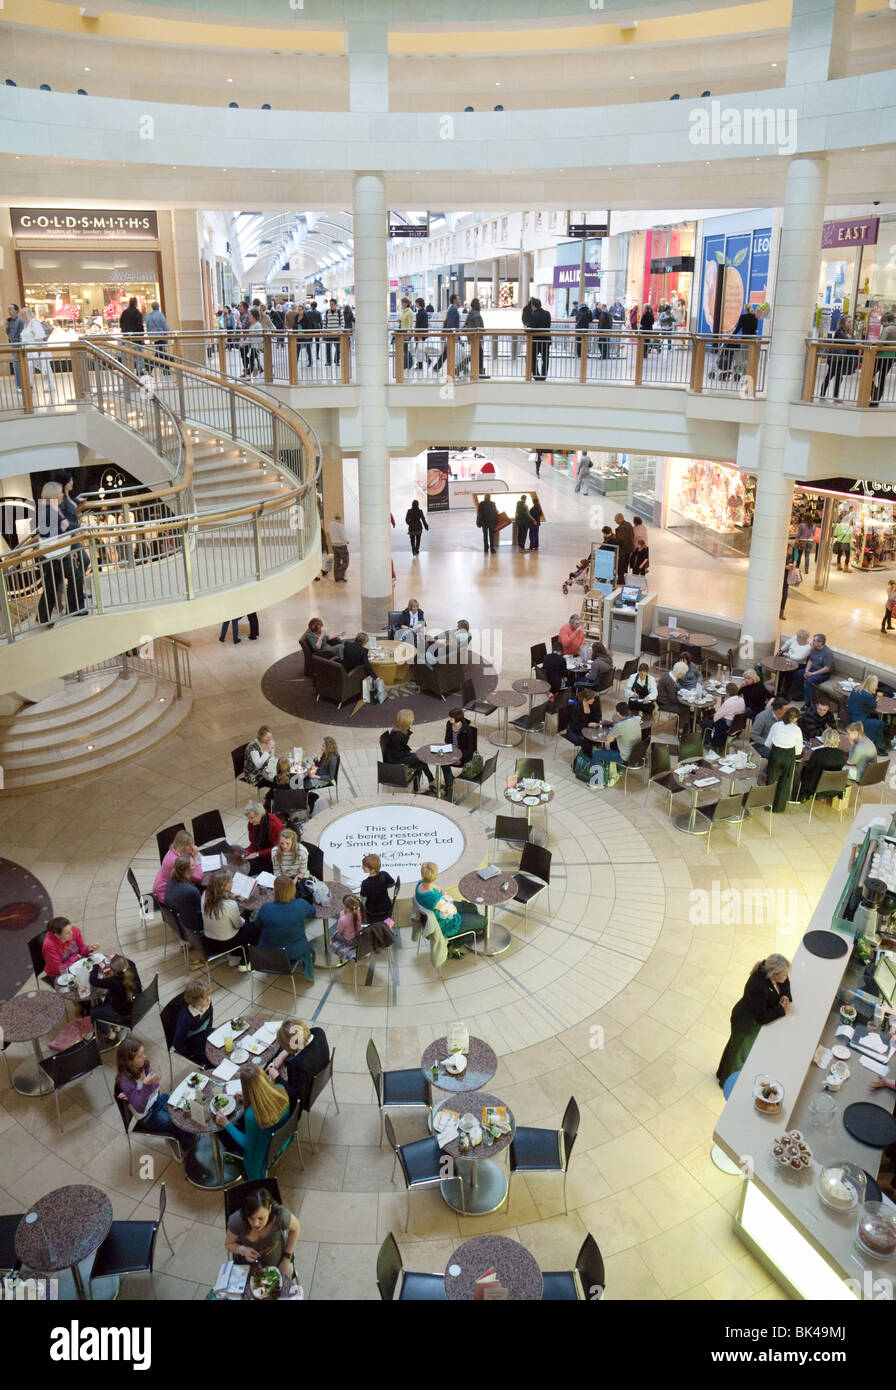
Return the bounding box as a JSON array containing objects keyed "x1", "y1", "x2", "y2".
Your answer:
[
  {"x1": 421, "y1": 1036, "x2": 498, "y2": 1092},
  {"x1": 457, "y1": 870, "x2": 517, "y2": 908},
  {"x1": 767, "y1": 656, "x2": 798, "y2": 672},
  {"x1": 445, "y1": 1234, "x2": 542, "y2": 1300},
  {"x1": 504, "y1": 786, "x2": 554, "y2": 811},
  {"x1": 512, "y1": 678, "x2": 550, "y2": 697},
  {"x1": 412, "y1": 745, "x2": 462, "y2": 767},
  {"x1": 241, "y1": 881, "x2": 350, "y2": 920},
  {"x1": 433, "y1": 1089, "x2": 514, "y2": 1161},
  {"x1": 15, "y1": 1184, "x2": 112, "y2": 1273},
  {"x1": 205, "y1": 1014, "x2": 278, "y2": 1070},
  {"x1": 489, "y1": 689, "x2": 526, "y2": 709},
  {"x1": 168, "y1": 1076, "x2": 246, "y2": 1136},
  {"x1": 0, "y1": 990, "x2": 66, "y2": 1043}
]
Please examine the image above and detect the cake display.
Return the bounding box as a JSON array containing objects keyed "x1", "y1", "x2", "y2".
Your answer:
[
  {"x1": 753, "y1": 1074, "x2": 785, "y2": 1114},
  {"x1": 856, "y1": 1203, "x2": 896, "y2": 1259},
  {"x1": 771, "y1": 1130, "x2": 813, "y2": 1177},
  {"x1": 817, "y1": 1163, "x2": 865, "y2": 1212}
]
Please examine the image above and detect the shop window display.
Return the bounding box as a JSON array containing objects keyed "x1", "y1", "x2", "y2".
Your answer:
[
  {"x1": 666, "y1": 457, "x2": 755, "y2": 558},
  {"x1": 625, "y1": 453, "x2": 664, "y2": 525}
]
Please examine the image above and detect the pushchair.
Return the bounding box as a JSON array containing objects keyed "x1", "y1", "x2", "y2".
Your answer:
[{"x1": 562, "y1": 556, "x2": 590, "y2": 595}]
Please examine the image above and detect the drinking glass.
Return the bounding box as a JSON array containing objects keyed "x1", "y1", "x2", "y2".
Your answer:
[{"x1": 808, "y1": 1093, "x2": 836, "y2": 1130}]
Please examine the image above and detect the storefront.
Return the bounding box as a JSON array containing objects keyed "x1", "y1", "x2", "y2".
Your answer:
[
  {"x1": 816, "y1": 217, "x2": 880, "y2": 336},
  {"x1": 697, "y1": 209, "x2": 777, "y2": 335},
  {"x1": 791, "y1": 478, "x2": 896, "y2": 582},
  {"x1": 665, "y1": 456, "x2": 755, "y2": 557},
  {"x1": 625, "y1": 223, "x2": 696, "y2": 317},
  {"x1": 10, "y1": 207, "x2": 163, "y2": 330}
]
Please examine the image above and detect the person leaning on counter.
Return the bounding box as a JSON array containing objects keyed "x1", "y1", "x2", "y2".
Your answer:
[{"x1": 716, "y1": 954, "x2": 792, "y2": 1087}]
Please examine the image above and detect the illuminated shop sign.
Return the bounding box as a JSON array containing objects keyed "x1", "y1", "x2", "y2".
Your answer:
[{"x1": 11, "y1": 209, "x2": 159, "y2": 239}]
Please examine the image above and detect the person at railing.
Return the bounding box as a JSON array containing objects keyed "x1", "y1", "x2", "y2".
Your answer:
[
  {"x1": 241, "y1": 308, "x2": 264, "y2": 380},
  {"x1": 119, "y1": 296, "x2": 145, "y2": 373},
  {"x1": 5, "y1": 302, "x2": 24, "y2": 389},
  {"x1": 574, "y1": 300, "x2": 593, "y2": 363},
  {"x1": 145, "y1": 301, "x2": 171, "y2": 373},
  {"x1": 322, "y1": 298, "x2": 344, "y2": 370},
  {"x1": 463, "y1": 297, "x2": 487, "y2": 377},
  {"x1": 54, "y1": 470, "x2": 86, "y2": 608},
  {"x1": 413, "y1": 297, "x2": 429, "y2": 372},
  {"x1": 629, "y1": 303, "x2": 639, "y2": 330},
  {"x1": 611, "y1": 299, "x2": 626, "y2": 325},
  {"x1": 596, "y1": 303, "x2": 614, "y2": 360},
  {"x1": 32, "y1": 480, "x2": 85, "y2": 625},
  {"x1": 20, "y1": 307, "x2": 56, "y2": 404},
  {"x1": 398, "y1": 296, "x2": 414, "y2": 372},
  {"x1": 639, "y1": 304, "x2": 655, "y2": 333},
  {"x1": 657, "y1": 302, "x2": 676, "y2": 353},
  {"x1": 528, "y1": 496, "x2": 544, "y2": 551},
  {"x1": 871, "y1": 312, "x2": 896, "y2": 407},
  {"x1": 434, "y1": 294, "x2": 461, "y2": 372},
  {"x1": 818, "y1": 314, "x2": 854, "y2": 401},
  {"x1": 614, "y1": 513, "x2": 635, "y2": 582},
  {"x1": 522, "y1": 296, "x2": 552, "y2": 380}
]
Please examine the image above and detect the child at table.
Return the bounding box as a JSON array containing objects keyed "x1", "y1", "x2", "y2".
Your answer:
[
  {"x1": 90, "y1": 954, "x2": 142, "y2": 1024},
  {"x1": 331, "y1": 893, "x2": 363, "y2": 962},
  {"x1": 115, "y1": 1036, "x2": 196, "y2": 1151}
]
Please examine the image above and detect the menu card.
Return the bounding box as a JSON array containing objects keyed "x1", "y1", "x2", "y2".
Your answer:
[
  {"x1": 214, "y1": 1262, "x2": 249, "y2": 1297},
  {"x1": 212, "y1": 1058, "x2": 238, "y2": 1081},
  {"x1": 474, "y1": 1269, "x2": 508, "y2": 1300},
  {"x1": 255, "y1": 871, "x2": 276, "y2": 889},
  {"x1": 201, "y1": 853, "x2": 224, "y2": 873},
  {"x1": 447, "y1": 1022, "x2": 469, "y2": 1054}
]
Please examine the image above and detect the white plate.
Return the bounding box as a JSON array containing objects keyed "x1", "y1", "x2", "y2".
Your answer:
[
  {"x1": 210, "y1": 1096, "x2": 235, "y2": 1117},
  {"x1": 444, "y1": 1054, "x2": 467, "y2": 1074},
  {"x1": 509, "y1": 791, "x2": 524, "y2": 802},
  {"x1": 57, "y1": 973, "x2": 72, "y2": 987},
  {"x1": 231, "y1": 1047, "x2": 249, "y2": 1064},
  {"x1": 246, "y1": 1041, "x2": 266, "y2": 1055},
  {"x1": 832, "y1": 1045, "x2": 851, "y2": 1061},
  {"x1": 541, "y1": 783, "x2": 553, "y2": 792},
  {"x1": 524, "y1": 796, "x2": 540, "y2": 806}
]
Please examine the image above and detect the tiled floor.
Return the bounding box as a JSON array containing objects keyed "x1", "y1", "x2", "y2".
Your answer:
[{"x1": 0, "y1": 450, "x2": 881, "y2": 1300}]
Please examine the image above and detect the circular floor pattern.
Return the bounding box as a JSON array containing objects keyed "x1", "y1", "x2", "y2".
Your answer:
[
  {"x1": 260, "y1": 648, "x2": 500, "y2": 728},
  {"x1": 123, "y1": 753, "x2": 666, "y2": 1036},
  {"x1": 0, "y1": 857, "x2": 54, "y2": 999}
]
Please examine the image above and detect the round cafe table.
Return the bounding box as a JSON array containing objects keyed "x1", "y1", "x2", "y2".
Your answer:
[
  {"x1": 0, "y1": 990, "x2": 66, "y2": 1096},
  {"x1": 652, "y1": 625, "x2": 689, "y2": 640},
  {"x1": 512, "y1": 675, "x2": 550, "y2": 721},
  {"x1": 676, "y1": 691, "x2": 717, "y2": 731},
  {"x1": 445, "y1": 1234, "x2": 542, "y2": 1301},
  {"x1": 684, "y1": 632, "x2": 717, "y2": 648},
  {"x1": 368, "y1": 639, "x2": 417, "y2": 686},
  {"x1": 169, "y1": 1074, "x2": 246, "y2": 1190},
  {"x1": 670, "y1": 763, "x2": 722, "y2": 836},
  {"x1": 766, "y1": 654, "x2": 798, "y2": 695},
  {"x1": 503, "y1": 782, "x2": 553, "y2": 841},
  {"x1": 876, "y1": 697, "x2": 896, "y2": 716},
  {"x1": 15, "y1": 1184, "x2": 113, "y2": 1300},
  {"x1": 433, "y1": 1090, "x2": 515, "y2": 1216},
  {"x1": 412, "y1": 743, "x2": 461, "y2": 801},
  {"x1": 488, "y1": 689, "x2": 527, "y2": 748},
  {"x1": 458, "y1": 868, "x2": 517, "y2": 956},
  {"x1": 421, "y1": 1035, "x2": 498, "y2": 1092}
]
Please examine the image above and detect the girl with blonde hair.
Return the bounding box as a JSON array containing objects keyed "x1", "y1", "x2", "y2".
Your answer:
[
  {"x1": 383, "y1": 708, "x2": 435, "y2": 793},
  {"x1": 272, "y1": 826, "x2": 308, "y2": 878},
  {"x1": 215, "y1": 1063, "x2": 290, "y2": 1179}
]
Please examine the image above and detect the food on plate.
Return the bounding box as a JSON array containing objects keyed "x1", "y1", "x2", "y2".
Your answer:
[
  {"x1": 250, "y1": 1265, "x2": 282, "y2": 1299},
  {"x1": 857, "y1": 1213, "x2": 896, "y2": 1257}
]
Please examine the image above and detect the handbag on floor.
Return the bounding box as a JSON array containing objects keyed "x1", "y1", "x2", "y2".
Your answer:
[
  {"x1": 574, "y1": 751, "x2": 593, "y2": 782},
  {"x1": 362, "y1": 675, "x2": 387, "y2": 704},
  {"x1": 459, "y1": 751, "x2": 484, "y2": 779}
]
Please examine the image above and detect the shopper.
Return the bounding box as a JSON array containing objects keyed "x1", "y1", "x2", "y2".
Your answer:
[
  {"x1": 596, "y1": 303, "x2": 613, "y2": 359},
  {"x1": 528, "y1": 495, "x2": 544, "y2": 551},
  {"x1": 820, "y1": 315, "x2": 854, "y2": 401},
  {"x1": 574, "y1": 451, "x2": 593, "y2": 495},
  {"x1": 5, "y1": 303, "x2": 24, "y2": 389},
  {"x1": 413, "y1": 297, "x2": 429, "y2": 372},
  {"x1": 514, "y1": 494, "x2": 530, "y2": 551},
  {"x1": 220, "y1": 613, "x2": 259, "y2": 643},
  {"x1": 476, "y1": 494, "x2": 499, "y2": 553},
  {"x1": 883, "y1": 580, "x2": 896, "y2": 634},
  {"x1": 870, "y1": 312, "x2": 896, "y2": 407},
  {"x1": 434, "y1": 294, "x2": 461, "y2": 372},
  {"x1": 832, "y1": 513, "x2": 853, "y2": 571},
  {"x1": 630, "y1": 537, "x2": 649, "y2": 578},
  {"x1": 145, "y1": 301, "x2": 171, "y2": 370},
  {"x1": 780, "y1": 556, "x2": 797, "y2": 620},
  {"x1": 329, "y1": 513, "x2": 349, "y2": 582},
  {"x1": 716, "y1": 955, "x2": 791, "y2": 1086},
  {"x1": 463, "y1": 297, "x2": 487, "y2": 376},
  {"x1": 322, "y1": 298, "x2": 343, "y2": 370},
  {"x1": 405, "y1": 499, "x2": 428, "y2": 555},
  {"x1": 629, "y1": 304, "x2": 639, "y2": 331},
  {"x1": 574, "y1": 300, "x2": 593, "y2": 361},
  {"x1": 614, "y1": 513, "x2": 635, "y2": 582},
  {"x1": 522, "y1": 296, "x2": 552, "y2": 380},
  {"x1": 534, "y1": 449, "x2": 543, "y2": 478},
  {"x1": 398, "y1": 297, "x2": 414, "y2": 372}
]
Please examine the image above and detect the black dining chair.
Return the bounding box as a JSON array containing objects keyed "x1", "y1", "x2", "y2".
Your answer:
[
  {"x1": 126, "y1": 867, "x2": 156, "y2": 948},
  {"x1": 541, "y1": 1233, "x2": 606, "y2": 1301},
  {"x1": 120, "y1": 974, "x2": 163, "y2": 1047},
  {"x1": 512, "y1": 843, "x2": 552, "y2": 927},
  {"x1": 494, "y1": 814, "x2": 532, "y2": 856},
  {"x1": 159, "y1": 903, "x2": 190, "y2": 970},
  {"x1": 247, "y1": 944, "x2": 309, "y2": 1011},
  {"x1": 224, "y1": 1178, "x2": 283, "y2": 1224},
  {"x1": 26, "y1": 930, "x2": 51, "y2": 987},
  {"x1": 366, "y1": 1039, "x2": 432, "y2": 1146},
  {"x1": 702, "y1": 792, "x2": 750, "y2": 852},
  {"x1": 613, "y1": 657, "x2": 639, "y2": 693},
  {"x1": 0, "y1": 1215, "x2": 23, "y2": 1276},
  {"x1": 159, "y1": 993, "x2": 195, "y2": 1069},
  {"x1": 529, "y1": 642, "x2": 547, "y2": 674},
  {"x1": 676, "y1": 731, "x2": 705, "y2": 762},
  {"x1": 179, "y1": 921, "x2": 246, "y2": 990},
  {"x1": 384, "y1": 1115, "x2": 464, "y2": 1229},
  {"x1": 305, "y1": 842, "x2": 325, "y2": 881},
  {"x1": 453, "y1": 751, "x2": 498, "y2": 809},
  {"x1": 646, "y1": 742, "x2": 682, "y2": 816},
  {"x1": 156, "y1": 823, "x2": 187, "y2": 862},
  {"x1": 115, "y1": 1093, "x2": 182, "y2": 1175},
  {"x1": 264, "y1": 1100, "x2": 304, "y2": 1174},
  {"x1": 620, "y1": 737, "x2": 650, "y2": 795},
  {"x1": 462, "y1": 677, "x2": 498, "y2": 727},
  {"x1": 723, "y1": 711, "x2": 749, "y2": 753},
  {"x1": 505, "y1": 1096, "x2": 580, "y2": 1215},
  {"x1": 377, "y1": 761, "x2": 414, "y2": 795},
  {"x1": 191, "y1": 810, "x2": 228, "y2": 850},
  {"x1": 376, "y1": 1232, "x2": 448, "y2": 1301},
  {"x1": 90, "y1": 1181, "x2": 172, "y2": 1294},
  {"x1": 808, "y1": 769, "x2": 850, "y2": 823},
  {"x1": 852, "y1": 759, "x2": 889, "y2": 815},
  {"x1": 269, "y1": 787, "x2": 309, "y2": 828},
  {"x1": 230, "y1": 743, "x2": 253, "y2": 806},
  {"x1": 39, "y1": 1036, "x2": 112, "y2": 1133},
  {"x1": 300, "y1": 1045, "x2": 340, "y2": 1156},
  {"x1": 742, "y1": 782, "x2": 775, "y2": 835},
  {"x1": 514, "y1": 757, "x2": 545, "y2": 781}
]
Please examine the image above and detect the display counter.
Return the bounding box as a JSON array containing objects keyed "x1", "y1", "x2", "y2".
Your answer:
[{"x1": 714, "y1": 805, "x2": 896, "y2": 1299}]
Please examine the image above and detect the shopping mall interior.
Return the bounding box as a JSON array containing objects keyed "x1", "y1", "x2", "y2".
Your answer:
[{"x1": 1, "y1": 0, "x2": 896, "y2": 1327}]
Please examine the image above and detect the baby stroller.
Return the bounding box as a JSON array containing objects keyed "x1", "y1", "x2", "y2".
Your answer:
[{"x1": 562, "y1": 556, "x2": 590, "y2": 595}]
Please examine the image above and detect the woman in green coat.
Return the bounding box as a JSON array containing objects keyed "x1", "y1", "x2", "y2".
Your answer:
[{"x1": 717, "y1": 955, "x2": 792, "y2": 1087}]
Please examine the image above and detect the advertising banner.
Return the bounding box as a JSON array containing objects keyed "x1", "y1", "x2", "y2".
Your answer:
[
  {"x1": 699, "y1": 234, "x2": 726, "y2": 335},
  {"x1": 719, "y1": 231, "x2": 751, "y2": 333},
  {"x1": 425, "y1": 450, "x2": 451, "y2": 512},
  {"x1": 747, "y1": 227, "x2": 772, "y2": 334}
]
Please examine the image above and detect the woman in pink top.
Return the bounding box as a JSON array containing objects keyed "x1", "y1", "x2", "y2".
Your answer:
[
  {"x1": 41, "y1": 916, "x2": 99, "y2": 979},
  {"x1": 558, "y1": 615, "x2": 585, "y2": 656},
  {"x1": 152, "y1": 827, "x2": 203, "y2": 900},
  {"x1": 632, "y1": 516, "x2": 648, "y2": 547}
]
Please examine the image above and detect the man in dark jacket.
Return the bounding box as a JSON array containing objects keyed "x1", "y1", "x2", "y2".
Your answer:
[
  {"x1": 614, "y1": 513, "x2": 635, "y2": 583},
  {"x1": 342, "y1": 631, "x2": 376, "y2": 681},
  {"x1": 413, "y1": 298, "x2": 429, "y2": 371},
  {"x1": 435, "y1": 294, "x2": 461, "y2": 370},
  {"x1": 441, "y1": 707, "x2": 478, "y2": 801},
  {"x1": 306, "y1": 299, "x2": 323, "y2": 361},
  {"x1": 574, "y1": 301, "x2": 593, "y2": 360},
  {"x1": 294, "y1": 304, "x2": 313, "y2": 367},
  {"x1": 522, "y1": 297, "x2": 552, "y2": 379},
  {"x1": 596, "y1": 303, "x2": 614, "y2": 359},
  {"x1": 476, "y1": 495, "x2": 499, "y2": 553}
]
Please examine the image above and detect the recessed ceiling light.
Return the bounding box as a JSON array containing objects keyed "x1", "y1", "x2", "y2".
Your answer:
[
  {"x1": 495, "y1": 82, "x2": 500, "y2": 86},
  {"x1": 15, "y1": 155, "x2": 21, "y2": 159},
  {"x1": 84, "y1": 67, "x2": 91, "y2": 72},
  {"x1": 227, "y1": 77, "x2": 233, "y2": 82},
  {"x1": 87, "y1": 744, "x2": 94, "y2": 750},
  {"x1": 772, "y1": 62, "x2": 777, "y2": 67},
  {"x1": 629, "y1": 75, "x2": 634, "y2": 80}
]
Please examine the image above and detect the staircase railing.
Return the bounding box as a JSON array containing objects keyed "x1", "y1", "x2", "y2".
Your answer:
[
  {"x1": 67, "y1": 635, "x2": 193, "y2": 697},
  {"x1": 0, "y1": 342, "x2": 320, "y2": 646}
]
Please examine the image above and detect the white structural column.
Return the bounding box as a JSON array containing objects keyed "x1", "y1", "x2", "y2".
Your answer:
[
  {"x1": 786, "y1": 0, "x2": 853, "y2": 86},
  {"x1": 354, "y1": 171, "x2": 393, "y2": 633},
  {"x1": 347, "y1": 12, "x2": 389, "y2": 113},
  {"x1": 741, "y1": 157, "x2": 829, "y2": 652}
]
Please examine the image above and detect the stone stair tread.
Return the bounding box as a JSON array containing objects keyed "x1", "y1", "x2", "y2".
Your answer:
[
  {"x1": 0, "y1": 696, "x2": 193, "y2": 790},
  {"x1": 0, "y1": 681, "x2": 181, "y2": 769},
  {"x1": 0, "y1": 676, "x2": 150, "y2": 752},
  {"x1": 0, "y1": 669, "x2": 120, "y2": 725}
]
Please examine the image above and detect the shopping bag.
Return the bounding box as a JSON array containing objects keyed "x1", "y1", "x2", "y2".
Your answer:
[
  {"x1": 320, "y1": 553, "x2": 333, "y2": 574},
  {"x1": 786, "y1": 568, "x2": 802, "y2": 587}
]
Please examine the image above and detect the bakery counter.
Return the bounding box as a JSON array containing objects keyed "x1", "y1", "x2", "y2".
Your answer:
[{"x1": 713, "y1": 805, "x2": 896, "y2": 1299}]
